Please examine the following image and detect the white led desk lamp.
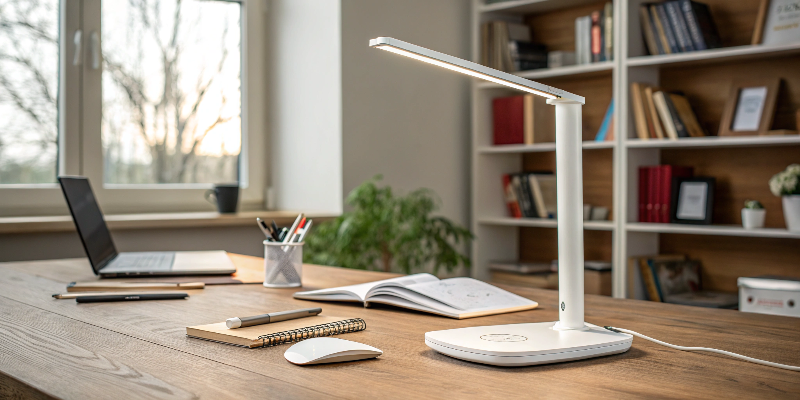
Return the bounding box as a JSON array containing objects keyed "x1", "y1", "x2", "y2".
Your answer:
[{"x1": 369, "y1": 37, "x2": 632, "y2": 366}]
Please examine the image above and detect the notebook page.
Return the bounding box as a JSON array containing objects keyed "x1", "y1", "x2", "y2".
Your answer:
[
  {"x1": 405, "y1": 277, "x2": 536, "y2": 311},
  {"x1": 295, "y1": 273, "x2": 437, "y2": 301}
]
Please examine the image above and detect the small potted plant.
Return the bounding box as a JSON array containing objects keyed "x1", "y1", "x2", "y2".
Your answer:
[
  {"x1": 769, "y1": 164, "x2": 800, "y2": 232},
  {"x1": 741, "y1": 200, "x2": 765, "y2": 230}
]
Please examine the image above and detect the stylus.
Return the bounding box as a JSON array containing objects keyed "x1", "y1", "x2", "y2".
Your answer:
[
  {"x1": 54, "y1": 291, "x2": 186, "y2": 299},
  {"x1": 75, "y1": 292, "x2": 188, "y2": 303},
  {"x1": 226, "y1": 307, "x2": 322, "y2": 329}
]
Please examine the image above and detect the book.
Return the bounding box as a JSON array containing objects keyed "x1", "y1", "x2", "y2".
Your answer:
[
  {"x1": 502, "y1": 174, "x2": 522, "y2": 218},
  {"x1": 644, "y1": 86, "x2": 666, "y2": 139},
  {"x1": 548, "y1": 51, "x2": 576, "y2": 67},
  {"x1": 490, "y1": 261, "x2": 555, "y2": 274},
  {"x1": 187, "y1": 316, "x2": 366, "y2": 348},
  {"x1": 662, "y1": 92, "x2": 690, "y2": 138},
  {"x1": 651, "y1": 165, "x2": 661, "y2": 223},
  {"x1": 668, "y1": 94, "x2": 705, "y2": 137},
  {"x1": 659, "y1": 165, "x2": 694, "y2": 223},
  {"x1": 508, "y1": 41, "x2": 548, "y2": 71},
  {"x1": 517, "y1": 172, "x2": 539, "y2": 218},
  {"x1": 653, "y1": 91, "x2": 679, "y2": 140},
  {"x1": 679, "y1": 0, "x2": 721, "y2": 50},
  {"x1": 511, "y1": 174, "x2": 533, "y2": 218},
  {"x1": 293, "y1": 273, "x2": 539, "y2": 319},
  {"x1": 638, "y1": 166, "x2": 649, "y2": 222},
  {"x1": 640, "y1": 5, "x2": 662, "y2": 55},
  {"x1": 491, "y1": 270, "x2": 559, "y2": 290},
  {"x1": 481, "y1": 22, "x2": 491, "y2": 66},
  {"x1": 575, "y1": 16, "x2": 592, "y2": 64},
  {"x1": 631, "y1": 82, "x2": 651, "y2": 140},
  {"x1": 595, "y1": 99, "x2": 615, "y2": 142},
  {"x1": 604, "y1": 2, "x2": 614, "y2": 61},
  {"x1": 665, "y1": 1, "x2": 695, "y2": 52},
  {"x1": 650, "y1": 4, "x2": 673, "y2": 54},
  {"x1": 655, "y1": 4, "x2": 680, "y2": 53},
  {"x1": 493, "y1": 95, "x2": 524, "y2": 144},
  {"x1": 628, "y1": 254, "x2": 687, "y2": 300},
  {"x1": 761, "y1": 0, "x2": 800, "y2": 45},
  {"x1": 591, "y1": 10, "x2": 603, "y2": 63},
  {"x1": 752, "y1": 0, "x2": 771, "y2": 44},
  {"x1": 639, "y1": 258, "x2": 662, "y2": 301},
  {"x1": 529, "y1": 173, "x2": 557, "y2": 218},
  {"x1": 523, "y1": 94, "x2": 554, "y2": 144},
  {"x1": 663, "y1": 291, "x2": 738, "y2": 309}
]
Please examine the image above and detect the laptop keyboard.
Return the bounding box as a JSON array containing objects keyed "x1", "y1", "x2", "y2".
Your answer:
[{"x1": 110, "y1": 252, "x2": 175, "y2": 271}]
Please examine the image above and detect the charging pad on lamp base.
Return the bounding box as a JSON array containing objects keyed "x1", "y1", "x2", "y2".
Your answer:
[
  {"x1": 425, "y1": 322, "x2": 631, "y2": 367},
  {"x1": 424, "y1": 99, "x2": 632, "y2": 367}
]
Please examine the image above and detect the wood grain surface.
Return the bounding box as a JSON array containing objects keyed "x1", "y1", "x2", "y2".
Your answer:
[{"x1": 1, "y1": 255, "x2": 799, "y2": 399}]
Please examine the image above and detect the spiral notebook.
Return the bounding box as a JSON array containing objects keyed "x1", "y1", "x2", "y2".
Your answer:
[{"x1": 186, "y1": 316, "x2": 366, "y2": 348}]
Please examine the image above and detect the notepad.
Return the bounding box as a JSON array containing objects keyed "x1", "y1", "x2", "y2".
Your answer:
[
  {"x1": 186, "y1": 316, "x2": 366, "y2": 348},
  {"x1": 293, "y1": 274, "x2": 538, "y2": 319}
]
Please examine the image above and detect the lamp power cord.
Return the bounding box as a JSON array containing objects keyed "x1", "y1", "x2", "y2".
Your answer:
[{"x1": 604, "y1": 326, "x2": 800, "y2": 372}]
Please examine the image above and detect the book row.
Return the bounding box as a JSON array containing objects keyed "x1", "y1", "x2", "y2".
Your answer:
[
  {"x1": 639, "y1": 1, "x2": 721, "y2": 56},
  {"x1": 638, "y1": 165, "x2": 693, "y2": 223},
  {"x1": 630, "y1": 82, "x2": 705, "y2": 140},
  {"x1": 492, "y1": 95, "x2": 614, "y2": 145}
]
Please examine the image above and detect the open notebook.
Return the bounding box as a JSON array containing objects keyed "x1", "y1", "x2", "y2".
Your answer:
[{"x1": 293, "y1": 274, "x2": 538, "y2": 319}]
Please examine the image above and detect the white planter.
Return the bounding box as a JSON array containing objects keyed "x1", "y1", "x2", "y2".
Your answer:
[
  {"x1": 741, "y1": 209, "x2": 765, "y2": 229},
  {"x1": 784, "y1": 195, "x2": 800, "y2": 232}
]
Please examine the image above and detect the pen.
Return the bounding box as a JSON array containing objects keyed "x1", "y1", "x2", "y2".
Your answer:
[
  {"x1": 256, "y1": 218, "x2": 274, "y2": 241},
  {"x1": 226, "y1": 307, "x2": 322, "y2": 329},
  {"x1": 283, "y1": 213, "x2": 304, "y2": 244},
  {"x1": 74, "y1": 292, "x2": 188, "y2": 303},
  {"x1": 288, "y1": 218, "x2": 306, "y2": 243},
  {"x1": 66, "y1": 282, "x2": 204, "y2": 292},
  {"x1": 270, "y1": 220, "x2": 281, "y2": 240},
  {"x1": 54, "y1": 291, "x2": 188, "y2": 299},
  {"x1": 296, "y1": 219, "x2": 313, "y2": 242}
]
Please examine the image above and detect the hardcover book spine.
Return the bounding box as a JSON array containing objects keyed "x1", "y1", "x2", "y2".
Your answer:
[
  {"x1": 656, "y1": 4, "x2": 680, "y2": 53},
  {"x1": 647, "y1": 166, "x2": 657, "y2": 222},
  {"x1": 680, "y1": 0, "x2": 706, "y2": 49},
  {"x1": 650, "y1": 5, "x2": 672, "y2": 54},
  {"x1": 640, "y1": 5, "x2": 661, "y2": 55},
  {"x1": 492, "y1": 96, "x2": 525, "y2": 145},
  {"x1": 631, "y1": 83, "x2": 650, "y2": 140},
  {"x1": 604, "y1": 2, "x2": 613, "y2": 61},
  {"x1": 639, "y1": 167, "x2": 648, "y2": 222},
  {"x1": 502, "y1": 174, "x2": 522, "y2": 218},
  {"x1": 663, "y1": 94, "x2": 689, "y2": 138},
  {"x1": 517, "y1": 173, "x2": 536, "y2": 218},
  {"x1": 653, "y1": 165, "x2": 662, "y2": 223},
  {"x1": 691, "y1": 2, "x2": 721, "y2": 49},
  {"x1": 665, "y1": 1, "x2": 694, "y2": 52},
  {"x1": 591, "y1": 11, "x2": 602, "y2": 63}
]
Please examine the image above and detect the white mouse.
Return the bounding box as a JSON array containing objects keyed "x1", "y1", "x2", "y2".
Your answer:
[{"x1": 284, "y1": 337, "x2": 382, "y2": 365}]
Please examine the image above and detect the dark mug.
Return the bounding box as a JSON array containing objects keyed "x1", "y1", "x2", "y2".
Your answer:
[{"x1": 205, "y1": 184, "x2": 240, "y2": 213}]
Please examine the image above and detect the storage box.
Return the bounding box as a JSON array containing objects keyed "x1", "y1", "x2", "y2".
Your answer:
[{"x1": 738, "y1": 276, "x2": 800, "y2": 318}]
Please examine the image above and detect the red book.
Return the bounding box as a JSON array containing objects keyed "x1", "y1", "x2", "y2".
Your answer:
[
  {"x1": 502, "y1": 174, "x2": 522, "y2": 218},
  {"x1": 638, "y1": 167, "x2": 648, "y2": 222},
  {"x1": 653, "y1": 166, "x2": 662, "y2": 223},
  {"x1": 647, "y1": 167, "x2": 657, "y2": 223},
  {"x1": 660, "y1": 165, "x2": 694, "y2": 223},
  {"x1": 591, "y1": 11, "x2": 602, "y2": 62},
  {"x1": 493, "y1": 96, "x2": 525, "y2": 145}
]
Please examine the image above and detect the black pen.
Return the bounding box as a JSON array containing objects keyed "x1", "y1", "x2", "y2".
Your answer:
[
  {"x1": 75, "y1": 292, "x2": 188, "y2": 303},
  {"x1": 270, "y1": 220, "x2": 281, "y2": 240}
]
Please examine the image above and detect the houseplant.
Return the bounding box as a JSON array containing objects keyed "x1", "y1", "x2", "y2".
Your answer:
[
  {"x1": 304, "y1": 176, "x2": 473, "y2": 274},
  {"x1": 769, "y1": 164, "x2": 800, "y2": 231},
  {"x1": 741, "y1": 200, "x2": 765, "y2": 230}
]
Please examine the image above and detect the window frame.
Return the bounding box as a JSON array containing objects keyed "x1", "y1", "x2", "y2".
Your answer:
[{"x1": 0, "y1": 0, "x2": 266, "y2": 217}]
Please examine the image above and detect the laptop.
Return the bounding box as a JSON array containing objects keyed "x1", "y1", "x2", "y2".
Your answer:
[{"x1": 58, "y1": 176, "x2": 237, "y2": 277}]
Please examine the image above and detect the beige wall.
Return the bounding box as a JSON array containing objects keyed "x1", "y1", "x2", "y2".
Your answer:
[{"x1": 341, "y1": 0, "x2": 472, "y2": 228}]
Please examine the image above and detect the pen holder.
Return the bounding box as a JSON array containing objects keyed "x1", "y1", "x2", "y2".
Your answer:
[{"x1": 263, "y1": 241, "x2": 303, "y2": 288}]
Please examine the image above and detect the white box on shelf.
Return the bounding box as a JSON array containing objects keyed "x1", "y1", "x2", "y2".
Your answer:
[{"x1": 738, "y1": 276, "x2": 800, "y2": 318}]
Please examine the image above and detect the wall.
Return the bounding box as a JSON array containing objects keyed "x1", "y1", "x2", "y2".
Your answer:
[
  {"x1": 267, "y1": 0, "x2": 344, "y2": 214},
  {"x1": 340, "y1": 0, "x2": 472, "y2": 229}
]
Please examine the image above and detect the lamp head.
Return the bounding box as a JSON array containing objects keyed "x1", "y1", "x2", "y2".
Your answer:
[{"x1": 369, "y1": 37, "x2": 584, "y2": 104}]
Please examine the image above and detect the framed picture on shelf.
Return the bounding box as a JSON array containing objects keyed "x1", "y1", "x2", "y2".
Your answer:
[
  {"x1": 670, "y1": 177, "x2": 715, "y2": 225},
  {"x1": 718, "y1": 79, "x2": 780, "y2": 137}
]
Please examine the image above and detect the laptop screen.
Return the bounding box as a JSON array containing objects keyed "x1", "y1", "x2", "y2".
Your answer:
[{"x1": 58, "y1": 177, "x2": 118, "y2": 273}]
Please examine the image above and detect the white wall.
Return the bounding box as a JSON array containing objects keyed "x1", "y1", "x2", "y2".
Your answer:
[
  {"x1": 340, "y1": 0, "x2": 472, "y2": 228},
  {"x1": 268, "y1": 0, "x2": 343, "y2": 214}
]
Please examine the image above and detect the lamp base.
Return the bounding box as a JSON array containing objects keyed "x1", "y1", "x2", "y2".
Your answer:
[{"x1": 425, "y1": 321, "x2": 631, "y2": 366}]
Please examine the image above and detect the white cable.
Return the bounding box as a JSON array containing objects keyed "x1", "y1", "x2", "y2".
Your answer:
[{"x1": 606, "y1": 326, "x2": 800, "y2": 372}]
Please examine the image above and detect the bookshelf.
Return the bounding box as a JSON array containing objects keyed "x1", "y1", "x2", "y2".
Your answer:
[{"x1": 470, "y1": 0, "x2": 800, "y2": 300}]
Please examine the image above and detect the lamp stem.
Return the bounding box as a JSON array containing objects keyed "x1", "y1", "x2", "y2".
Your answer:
[{"x1": 548, "y1": 99, "x2": 585, "y2": 330}]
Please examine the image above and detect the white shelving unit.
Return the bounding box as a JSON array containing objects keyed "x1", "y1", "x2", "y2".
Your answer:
[{"x1": 470, "y1": 0, "x2": 800, "y2": 298}]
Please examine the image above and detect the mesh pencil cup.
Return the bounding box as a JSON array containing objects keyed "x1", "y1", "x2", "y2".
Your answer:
[{"x1": 263, "y1": 241, "x2": 303, "y2": 288}]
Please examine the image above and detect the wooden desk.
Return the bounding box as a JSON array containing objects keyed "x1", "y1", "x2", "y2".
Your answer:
[{"x1": 1, "y1": 256, "x2": 798, "y2": 399}]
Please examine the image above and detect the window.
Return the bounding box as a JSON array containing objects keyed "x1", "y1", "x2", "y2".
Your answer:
[{"x1": 0, "y1": 0, "x2": 266, "y2": 217}]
